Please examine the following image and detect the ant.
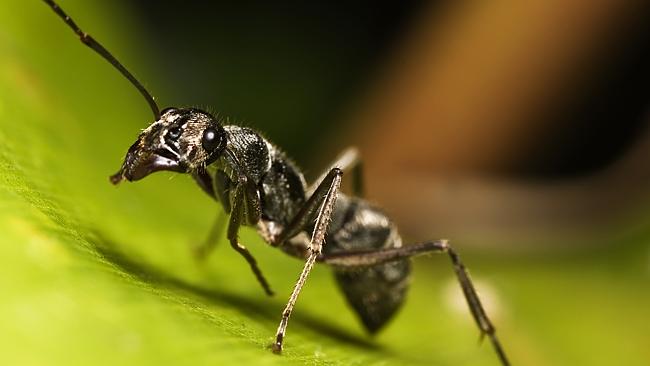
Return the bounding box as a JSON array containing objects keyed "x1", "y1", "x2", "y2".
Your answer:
[{"x1": 43, "y1": 0, "x2": 510, "y2": 364}]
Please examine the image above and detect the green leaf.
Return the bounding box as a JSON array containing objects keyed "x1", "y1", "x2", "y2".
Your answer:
[{"x1": 1, "y1": 1, "x2": 649, "y2": 365}]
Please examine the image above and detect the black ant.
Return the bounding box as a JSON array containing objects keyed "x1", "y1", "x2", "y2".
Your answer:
[{"x1": 43, "y1": 1, "x2": 510, "y2": 364}]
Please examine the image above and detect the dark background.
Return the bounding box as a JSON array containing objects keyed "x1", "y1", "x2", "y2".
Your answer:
[{"x1": 131, "y1": 0, "x2": 649, "y2": 180}]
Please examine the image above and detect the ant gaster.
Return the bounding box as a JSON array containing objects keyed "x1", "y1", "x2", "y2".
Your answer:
[{"x1": 43, "y1": 1, "x2": 510, "y2": 364}]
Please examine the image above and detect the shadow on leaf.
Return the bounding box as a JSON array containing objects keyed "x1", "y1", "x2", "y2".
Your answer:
[{"x1": 89, "y1": 230, "x2": 383, "y2": 352}]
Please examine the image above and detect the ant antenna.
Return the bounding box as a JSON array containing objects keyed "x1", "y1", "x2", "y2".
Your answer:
[{"x1": 43, "y1": 0, "x2": 161, "y2": 119}]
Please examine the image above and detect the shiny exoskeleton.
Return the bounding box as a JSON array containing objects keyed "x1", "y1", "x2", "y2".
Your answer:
[
  {"x1": 43, "y1": 1, "x2": 510, "y2": 365},
  {"x1": 112, "y1": 108, "x2": 411, "y2": 332}
]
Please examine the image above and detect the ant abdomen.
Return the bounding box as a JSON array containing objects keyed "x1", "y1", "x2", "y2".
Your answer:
[
  {"x1": 324, "y1": 196, "x2": 411, "y2": 332},
  {"x1": 334, "y1": 260, "x2": 411, "y2": 333}
]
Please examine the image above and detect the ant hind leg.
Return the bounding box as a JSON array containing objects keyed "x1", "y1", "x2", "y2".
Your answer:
[{"x1": 320, "y1": 240, "x2": 510, "y2": 366}]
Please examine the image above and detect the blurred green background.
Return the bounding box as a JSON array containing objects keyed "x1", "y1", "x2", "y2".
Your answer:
[{"x1": 0, "y1": 1, "x2": 649, "y2": 365}]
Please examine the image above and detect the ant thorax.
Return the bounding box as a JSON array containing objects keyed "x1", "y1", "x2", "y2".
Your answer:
[{"x1": 207, "y1": 125, "x2": 308, "y2": 230}]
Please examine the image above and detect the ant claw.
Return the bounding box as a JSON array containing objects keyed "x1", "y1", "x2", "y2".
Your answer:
[{"x1": 270, "y1": 342, "x2": 283, "y2": 354}]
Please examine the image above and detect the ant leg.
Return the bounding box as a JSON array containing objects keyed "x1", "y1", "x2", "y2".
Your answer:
[
  {"x1": 309, "y1": 147, "x2": 364, "y2": 197},
  {"x1": 194, "y1": 212, "x2": 227, "y2": 260},
  {"x1": 272, "y1": 168, "x2": 342, "y2": 353},
  {"x1": 320, "y1": 240, "x2": 510, "y2": 366},
  {"x1": 228, "y1": 181, "x2": 274, "y2": 296},
  {"x1": 273, "y1": 168, "x2": 343, "y2": 246}
]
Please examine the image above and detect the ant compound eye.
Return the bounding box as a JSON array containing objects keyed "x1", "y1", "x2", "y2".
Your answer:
[
  {"x1": 202, "y1": 127, "x2": 223, "y2": 152},
  {"x1": 167, "y1": 126, "x2": 182, "y2": 140}
]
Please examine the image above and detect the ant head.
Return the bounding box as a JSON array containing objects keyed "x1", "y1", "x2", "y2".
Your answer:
[{"x1": 110, "y1": 108, "x2": 227, "y2": 184}]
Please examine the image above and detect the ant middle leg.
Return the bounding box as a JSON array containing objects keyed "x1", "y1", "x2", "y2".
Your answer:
[
  {"x1": 309, "y1": 147, "x2": 364, "y2": 198},
  {"x1": 319, "y1": 240, "x2": 510, "y2": 366},
  {"x1": 272, "y1": 168, "x2": 343, "y2": 353}
]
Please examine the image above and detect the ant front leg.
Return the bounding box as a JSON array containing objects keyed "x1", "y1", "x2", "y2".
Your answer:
[
  {"x1": 272, "y1": 168, "x2": 343, "y2": 353},
  {"x1": 192, "y1": 169, "x2": 229, "y2": 260},
  {"x1": 194, "y1": 212, "x2": 227, "y2": 260},
  {"x1": 320, "y1": 240, "x2": 510, "y2": 366},
  {"x1": 228, "y1": 177, "x2": 274, "y2": 296}
]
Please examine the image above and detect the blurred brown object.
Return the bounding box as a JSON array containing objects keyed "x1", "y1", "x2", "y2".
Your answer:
[{"x1": 336, "y1": 0, "x2": 650, "y2": 250}]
